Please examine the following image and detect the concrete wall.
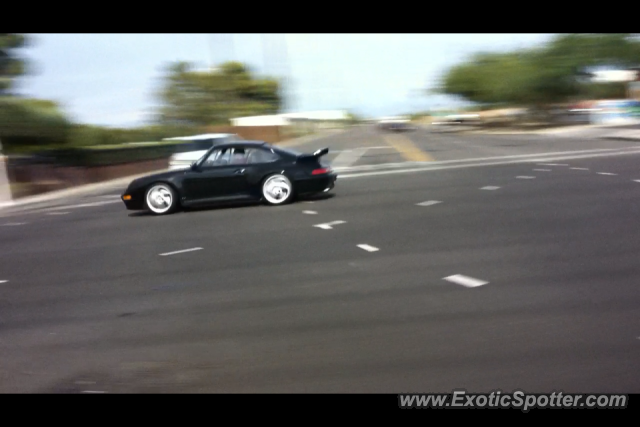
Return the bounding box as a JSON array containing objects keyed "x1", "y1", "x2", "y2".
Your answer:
[{"x1": 6, "y1": 158, "x2": 169, "y2": 199}]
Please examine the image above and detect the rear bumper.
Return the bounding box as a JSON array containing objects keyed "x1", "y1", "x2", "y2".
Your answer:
[{"x1": 295, "y1": 172, "x2": 337, "y2": 194}]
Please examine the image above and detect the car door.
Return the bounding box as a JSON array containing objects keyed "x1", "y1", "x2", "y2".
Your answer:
[
  {"x1": 181, "y1": 148, "x2": 229, "y2": 201},
  {"x1": 224, "y1": 147, "x2": 253, "y2": 197},
  {"x1": 182, "y1": 147, "x2": 251, "y2": 202}
]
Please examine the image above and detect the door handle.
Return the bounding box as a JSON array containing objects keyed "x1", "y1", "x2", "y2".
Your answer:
[{"x1": 234, "y1": 169, "x2": 245, "y2": 174}]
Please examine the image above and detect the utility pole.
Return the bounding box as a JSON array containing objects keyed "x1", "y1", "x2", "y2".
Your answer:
[
  {"x1": 262, "y1": 34, "x2": 294, "y2": 113},
  {"x1": 0, "y1": 138, "x2": 13, "y2": 207}
]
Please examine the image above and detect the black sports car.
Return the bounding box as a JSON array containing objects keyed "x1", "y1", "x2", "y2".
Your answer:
[{"x1": 121, "y1": 140, "x2": 337, "y2": 215}]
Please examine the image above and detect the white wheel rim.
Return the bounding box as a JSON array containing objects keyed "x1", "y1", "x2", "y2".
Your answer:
[
  {"x1": 263, "y1": 175, "x2": 291, "y2": 204},
  {"x1": 146, "y1": 185, "x2": 173, "y2": 213}
]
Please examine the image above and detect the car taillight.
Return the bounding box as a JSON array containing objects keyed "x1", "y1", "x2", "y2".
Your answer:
[{"x1": 312, "y1": 168, "x2": 330, "y2": 175}]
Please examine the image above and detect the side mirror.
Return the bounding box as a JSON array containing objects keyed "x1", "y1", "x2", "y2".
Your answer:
[{"x1": 190, "y1": 162, "x2": 198, "y2": 171}]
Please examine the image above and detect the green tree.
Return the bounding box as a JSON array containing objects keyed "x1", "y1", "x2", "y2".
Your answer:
[
  {"x1": 0, "y1": 97, "x2": 72, "y2": 153},
  {"x1": 157, "y1": 61, "x2": 282, "y2": 127},
  {"x1": 436, "y1": 34, "x2": 640, "y2": 108},
  {"x1": 0, "y1": 34, "x2": 29, "y2": 96}
]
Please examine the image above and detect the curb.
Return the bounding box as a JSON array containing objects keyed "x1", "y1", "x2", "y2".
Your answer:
[
  {"x1": 601, "y1": 136, "x2": 640, "y2": 141},
  {"x1": 441, "y1": 124, "x2": 619, "y2": 136}
]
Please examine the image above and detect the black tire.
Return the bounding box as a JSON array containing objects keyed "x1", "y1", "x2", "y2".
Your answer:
[
  {"x1": 144, "y1": 183, "x2": 179, "y2": 215},
  {"x1": 261, "y1": 174, "x2": 294, "y2": 205}
]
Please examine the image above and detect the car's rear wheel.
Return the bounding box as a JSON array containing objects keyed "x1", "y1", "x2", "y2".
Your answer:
[
  {"x1": 145, "y1": 183, "x2": 178, "y2": 215},
  {"x1": 262, "y1": 174, "x2": 294, "y2": 205}
]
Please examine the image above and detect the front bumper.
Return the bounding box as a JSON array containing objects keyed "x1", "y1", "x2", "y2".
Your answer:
[{"x1": 121, "y1": 190, "x2": 145, "y2": 210}]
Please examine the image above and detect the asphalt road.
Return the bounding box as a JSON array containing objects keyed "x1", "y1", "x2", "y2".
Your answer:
[
  {"x1": 284, "y1": 124, "x2": 640, "y2": 170},
  {"x1": 2, "y1": 133, "x2": 640, "y2": 393}
]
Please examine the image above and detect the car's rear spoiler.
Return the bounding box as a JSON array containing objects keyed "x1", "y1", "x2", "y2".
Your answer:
[{"x1": 296, "y1": 147, "x2": 329, "y2": 162}]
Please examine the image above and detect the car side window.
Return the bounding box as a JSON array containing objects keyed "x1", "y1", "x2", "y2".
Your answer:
[
  {"x1": 247, "y1": 148, "x2": 280, "y2": 164},
  {"x1": 202, "y1": 148, "x2": 231, "y2": 167},
  {"x1": 229, "y1": 148, "x2": 249, "y2": 165}
]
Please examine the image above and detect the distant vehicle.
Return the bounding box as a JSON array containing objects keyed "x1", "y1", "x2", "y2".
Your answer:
[
  {"x1": 165, "y1": 133, "x2": 242, "y2": 170},
  {"x1": 437, "y1": 114, "x2": 481, "y2": 125},
  {"x1": 377, "y1": 116, "x2": 415, "y2": 131},
  {"x1": 121, "y1": 140, "x2": 337, "y2": 215}
]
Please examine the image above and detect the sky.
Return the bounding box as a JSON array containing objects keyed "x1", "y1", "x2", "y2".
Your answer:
[{"x1": 15, "y1": 34, "x2": 557, "y2": 128}]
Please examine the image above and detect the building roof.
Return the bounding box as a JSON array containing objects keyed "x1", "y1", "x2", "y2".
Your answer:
[
  {"x1": 230, "y1": 110, "x2": 348, "y2": 126},
  {"x1": 278, "y1": 110, "x2": 348, "y2": 120},
  {"x1": 162, "y1": 133, "x2": 236, "y2": 141}
]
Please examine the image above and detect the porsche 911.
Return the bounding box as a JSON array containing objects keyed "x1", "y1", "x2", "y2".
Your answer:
[{"x1": 121, "y1": 140, "x2": 337, "y2": 215}]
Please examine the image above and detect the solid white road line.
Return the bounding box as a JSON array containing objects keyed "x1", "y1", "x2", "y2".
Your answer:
[
  {"x1": 159, "y1": 247, "x2": 203, "y2": 256},
  {"x1": 99, "y1": 195, "x2": 121, "y2": 198},
  {"x1": 335, "y1": 148, "x2": 622, "y2": 172},
  {"x1": 416, "y1": 200, "x2": 442, "y2": 206},
  {"x1": 570, "y1": 167, "x2": 589, "y2": 170},
  {"x1": 533, "y1": 169, "x2": 551, "y2": 171},
  {"x1": 516, "y1": 176, "x2": 536, "y2": 179},
  {"x1": 537, "y1": 163, "x2": 569, "y2": 166},
  {"x1": 337, "y1": 148, "x2": 640, "y2": 179},
  {"x1": 314, "y1": 220, "x2": 346, "y2": 230},
  {"x1": 82, "y1": 391, "x2": 106, "y2": 393},
  {"x1": 357, "y1": 244, "x2": 379, "y2": 252},
  {"x1": 597, "y1": 172, "x2": 617, "y2": 175},
  {"x1": 46, "y1": 212, "x2": 69, "y2": 215},
  {"x1": 331, "y1": 147, "x2": 369, "y2": 168},
  {"x1": 443, "y1": 274, "x2": 488, "y2": 288},
  {"x1": 303, "y1": 210, "x2": 317, "y2": 214},
  {"x1": 480, "y1": 186, "x2": 500, "y2": 190}
]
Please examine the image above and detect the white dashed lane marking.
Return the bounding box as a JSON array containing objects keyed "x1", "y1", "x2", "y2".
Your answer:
[
  {"x1": 443, "y1": 274, "x2": 488, "y2": 288},
  {"x1": 314, "y1": 221, "x2": 346, "y2": 230},
  {"x1": 597, "y1": 172, "x2": 617, "y2": 175},
  {"x1": 357, "y1": 244, "x2": 379, "y2": 252},
  {"x1": 570, "y1": 167, "x2": 589, "y2": 170},
  {"x1": 480, "y1": 186, "x2": 500, "y2": 190},
  {"x1": 516, "y1": 176, "x2": 536, "y2": 179},
  {"x1": 0, "y1": 280, "x2": 7, "y2": 284},
  {"x1": 2, "y1": 222, "x2": 26, "y2": 226},
  {"x1": 533, "y1": 169, "x2": 551, "y2": 172},
  {"x1": 537, "y1": 163, "x2": 569, "y2": 166},
  {"x1": 303, "y1": 210, "x2": 317, "y2": 215},
  {"x1": 416, "y1": 201, "x2": 442, "y2": 207},
  {"x1": 159, "y1": 247, "x2": 203, "y2": 256}
]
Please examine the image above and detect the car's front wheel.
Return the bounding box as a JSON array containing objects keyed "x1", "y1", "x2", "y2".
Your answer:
[
  {"x1": 145, "y1": 183, "x2": 179, "y2": 215},
  {"x1": 261, "y1": 174, "x2": 294, "y2": 205}
]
